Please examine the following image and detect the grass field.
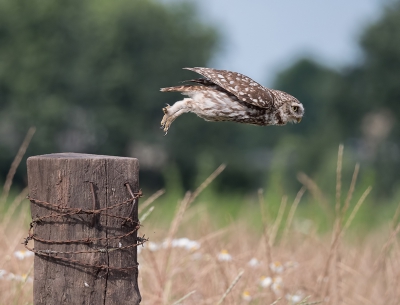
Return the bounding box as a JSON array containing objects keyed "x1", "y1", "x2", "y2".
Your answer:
[{"x1": 1, "y1": 145, "x2": 400, "y2": 304}]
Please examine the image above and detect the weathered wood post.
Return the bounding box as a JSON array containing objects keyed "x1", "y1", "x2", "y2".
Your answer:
[{"x1": 27, "y1": 153, "x2": 141, "y2": 304}]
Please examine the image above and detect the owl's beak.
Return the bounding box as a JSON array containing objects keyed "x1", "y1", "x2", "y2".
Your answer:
[{"x1": 296, "y1": 117, "x2": 302, "y2": 123}]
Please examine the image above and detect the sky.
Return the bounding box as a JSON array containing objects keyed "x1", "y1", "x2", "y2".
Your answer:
[{"x1": 166, "y1": 0, "x2": 387, "y2": 86}]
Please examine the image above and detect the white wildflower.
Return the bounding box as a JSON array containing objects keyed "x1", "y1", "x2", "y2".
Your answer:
[
  {"x1": 147, "y1": 241, "x2": 160, "y2": 252},
  {"x1": 260, "y1": 276, "x2": 283, "y2": 293},
  {"x1": 84, "y1": 282, "x2": 90, "y2": 287},
  {"x1": 217, "y1": 249, "x2": 232, "y2": 262},
  {"x1": 241, "y1": 290, "x2": 252, "y2": 302},
  {"x1": 259, "y1": 276, "x2": 272, "y2": 288},
  {"x1": 6, "y1": 273, "x2": 15, "y2": 280},
  {"x1": 171, "y1": 238, "x2": 190, "y2": 248},
  {"x1": 248, "y1": 257, "x2": 260, "y2": 268},
  {"x1": 286, "y1": 293, "x2": 303, "y2": 304},
  {"x1": 0, "y1": 269, "x2": 6, "y2": 279},
  {"x1": 270, "y1": 261, "x2": 284, "y2": 274},
  {"x1": 185, "y1": 240, "x2": 200, "y2": 251},
  {"x1": 170, "y1": 238, "x2": 201, "y2": 251},
  {"x1": 272, "y1": 281, "x2": 283, "y2": 296},
  {"x1": 14, "y1": 251, "x2": 24, "y2": 260},
  {"x1": 14, "y1": 250, "x2": 33, "y2": 260},
  {"x1": 16, "y1": 274, "x2": 33, "y2": 283}
]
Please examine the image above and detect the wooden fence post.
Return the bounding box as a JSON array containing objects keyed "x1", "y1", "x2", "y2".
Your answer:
[{"x1": 27, "y1": 153, "x2": 141, "y2": 304}]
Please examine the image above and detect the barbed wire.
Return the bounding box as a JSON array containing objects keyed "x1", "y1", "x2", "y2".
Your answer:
[{"x1": 23, "y1": 183, "x2": 147, "y2": 273}]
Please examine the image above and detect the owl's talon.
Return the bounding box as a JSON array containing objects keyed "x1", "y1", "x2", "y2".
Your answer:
[
  {"x1": 161, "y1": 112, "x2": 174, "y2": 134},
  {"x1": 163, "y1": 105, "x2": 170, "y2": 114},
  {"x1": 160, "y1": 98, "x2": 192, "y2": 135},
  {"x1": 161, "y1": 115, "x2": 167, "y2": 126}
]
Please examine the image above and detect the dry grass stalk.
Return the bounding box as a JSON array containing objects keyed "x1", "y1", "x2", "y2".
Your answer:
[
  {"x1": 319, "y1": 185, "x2": 372, "y2": 301},
  {"x1": 390, "y1": 200, "x2": 400, "y2": 230},
  {"x1": 332, "y1": 144, "x2": 344, "y2": 305},
  {"x1": 197, "y1": 226, "x2": 230, "y2": 245},
  {"x1": 374, "y1": 223, "x2": 400, "y2": 269},
  {"x1": 161, "y1": 191, "x2": 191, "y2": 302},
  {"x1": 1, "y1": 187, "x2": 28, "y2": 229},
  {"x1": 297, "y1": 172, "x2": 332, "y2": 217},
  {"x1": 318, "y1": 146, "x2": 369, "y2": 302},
  {"x1": 191, "y1": 164, "x2": 226, "y2": 202},
  {"x1": 0, "y1": 126, "x2": 36, "y2": 204},
  {"x1": 203, "y1": 234, "x2": 231, "y2": 291},
  {"x1": 283, "y1": 187, "x2": 306, "y2": 241},
  {"x1": 258, "y1": 188, "x2": 273, "y2": 272},
  {"x1": 299, "y1": 297, "x2": 322, "y2": 305},
  {"x1": 164, "y1": 191, "x2": 191, "y2": 248},
  {"x1": 160, "y1": 165, "x2": 226, "y2": 303},
  {"x1": 172, "y1": 290, "x2": 196, "y2": 305},
  {"x1": 333, "y1": 245, "x2": 342, "y2": 305},
  {"x1": 335, "y1": 144, "x2": 344, "y2": 217},
  {"x1": 363, "y1": 210, "x2": 400, "y2": 302},
  {"x1": 342, "y1": 186, "x2": 372, "y2": 234},
  {"x1": 139, "y1": 206, "x2": 155, "y2": 222},
  {"x1": 139, "y1": 189, "x2": 165, "y2": 213},
  {"x1": 341, "y1": 163, "x2": 360, "y2": 218},
  {"x1": 163, "y1": 164, "x2": 226, "y2": 252},
  {"x1": 270, "y1": 195, "x2": 287, "y2": 246},
  {"x1": 0, "y1": 187, "x2": 29, "y2": 249},
  {"x1": 146, "y1": 248, "x2": 164, "y2": 292},
  {"x1": 13, "y1": 262, "x2": 34, "y2": 305},
  {"x1": 216, "y1": 270, "x2": 244, "y2": 305}
]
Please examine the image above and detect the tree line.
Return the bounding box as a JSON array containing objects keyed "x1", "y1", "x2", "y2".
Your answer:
[{"x1": 0, "y1": 0, "x2": 399, "y2": 200}]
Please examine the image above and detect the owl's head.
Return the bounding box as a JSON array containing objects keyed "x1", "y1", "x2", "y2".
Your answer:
[
  {"x1": 286, "y1": 99, "x2": 304, "y2": 124},
  {"x1": 274, "y1": 90, "x2": 304, "y2": 124}
]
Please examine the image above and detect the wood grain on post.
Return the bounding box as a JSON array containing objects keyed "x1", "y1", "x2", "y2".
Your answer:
[{"x1": 27, "y1": 153, "x2": 141, "y2": 305}]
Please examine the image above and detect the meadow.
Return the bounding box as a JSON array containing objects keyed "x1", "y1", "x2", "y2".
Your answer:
[{"x1": 1, "y1": 145, "x2": 400, "y2": 305}]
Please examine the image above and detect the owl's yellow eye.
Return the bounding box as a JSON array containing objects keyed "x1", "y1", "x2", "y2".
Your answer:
[{"x1": 292, "y1": 106, "x2": 299, "y2": 112}]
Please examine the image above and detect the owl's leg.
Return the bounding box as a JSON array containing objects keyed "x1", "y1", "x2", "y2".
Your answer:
[{"x1": 161, "y1": 98, "x2": 192, "y2": 134}]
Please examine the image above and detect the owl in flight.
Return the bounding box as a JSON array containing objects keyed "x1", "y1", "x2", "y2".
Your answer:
[{"x1": 160, "y1": 67, "x2": 304, "y2": 134}]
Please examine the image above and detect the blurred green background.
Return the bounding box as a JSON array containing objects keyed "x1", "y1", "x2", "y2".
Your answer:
[{"x1": 1, "y1": 0, "x2": 400, "y2": 231}]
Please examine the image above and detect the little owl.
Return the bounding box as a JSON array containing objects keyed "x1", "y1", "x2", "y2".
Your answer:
[{"x1": 160, "y1": 67, "x2": 304, "y2": 134}]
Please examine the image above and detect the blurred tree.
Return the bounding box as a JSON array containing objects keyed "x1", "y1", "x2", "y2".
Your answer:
[
  {"x1": 272, "y1": 0, "x2": 400, "y2": 198},
  {"x1": 353, "y1": 0, "x2": 400, "y2": 197},
  {"x1": 0, "y1": 0, "x2": 219, "y2": 186}
]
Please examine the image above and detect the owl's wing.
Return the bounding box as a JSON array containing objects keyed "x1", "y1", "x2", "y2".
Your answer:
[{"x1": 184, "y1": 67, "x2": 275, "y2": 109}]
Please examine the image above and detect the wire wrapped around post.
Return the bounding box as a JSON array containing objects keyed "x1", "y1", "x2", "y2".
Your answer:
[{"x1": 24, "y1": 186, "x2": 146, "y2": 273}]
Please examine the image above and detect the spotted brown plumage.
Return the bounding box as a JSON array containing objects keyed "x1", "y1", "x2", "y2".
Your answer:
[
  {"x1": 160, "y1": 67, "x2": 304, "y2": 134},
  {"x1": 184, "y1": 67, "x2": 275, "y2": 110}
]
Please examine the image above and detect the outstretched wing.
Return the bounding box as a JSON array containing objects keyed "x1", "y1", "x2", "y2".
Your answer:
[
  {"x1": 184, "y1": 67, "x2": 275, "y2": 109},
  {"x1": 161, "y1": 78, "x2": 238, "y2": 97}
]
